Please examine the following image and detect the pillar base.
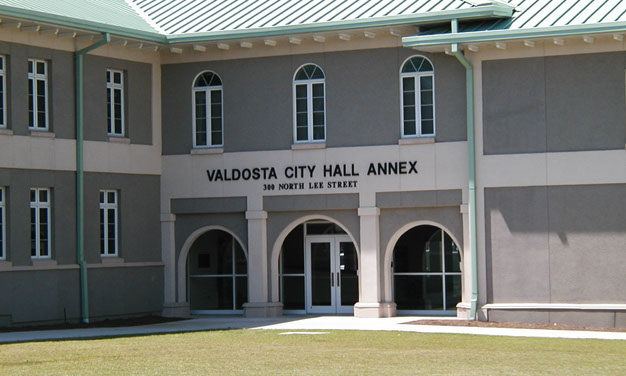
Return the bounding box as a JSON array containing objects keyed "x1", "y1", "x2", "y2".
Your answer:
[
  {"x1": 162, "y1": 302, "x2": 190, "y2": 318},
  {"x1": 354, "y1": 302, "x2": 396, "y2": 318},
  {"x1": 243, "y1": 302, "x2": 283, "y2": 318},
  {"x1": 456, "y1": 302, "x2": 471, "y2": 319}
]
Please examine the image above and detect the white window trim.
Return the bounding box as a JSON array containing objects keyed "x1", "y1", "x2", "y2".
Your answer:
[
  {"x1": 0, "y1": 55, "x2": 6, "y2": 128},
  {"x1": 292, "y1": 64, "x2": 326, "y2": 144},
  {"x1": 399, "y1": 56, "x2": 436, "y2": 139},
  {"x1": 100, "y1": 190, "x2": 119, "y2": 257},
  {"x1": 30, "y1": 187, "x2": 51, "y2": 259},
  {"x1": 27, "y1": 58, "x2": 49, "y2": 131},
  {"x1": 191, "y1": 71, "x2": 223, "y2": 148},
  {"x1": 0, "y1": 186, "x2": 5, "y2": 260},
  {"x1": 106, "y1": 69, "x2": 125, "y2": 136}
]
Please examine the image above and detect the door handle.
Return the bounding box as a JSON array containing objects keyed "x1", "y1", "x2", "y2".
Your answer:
[
  {"x1": 337, "y1": 272, "x2": 340, "y2": 287},
  {"x1": 331, "y1": 272, "x2": 334, "y2": 287}
]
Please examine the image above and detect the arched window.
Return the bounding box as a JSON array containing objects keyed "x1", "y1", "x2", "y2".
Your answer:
[
  {"x1": 400, "y1": 56, "x2": 435, "y2": 137},
  {"x1": 392, "y1": 225, "x2": 461, "y2": 313},
  {"x1": 187, "y1": 229, "x2": 247, "y2": 313},
  {"x1": 293, "y1": 64, "x2": 325, "y2": 143},
  {"x1": 192, "y1": 71, "x2": 223, "y2": 147}
]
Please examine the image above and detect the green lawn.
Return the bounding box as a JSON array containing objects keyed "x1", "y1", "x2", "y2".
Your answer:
[{"x1": 1, "y1": 330, "x2": 625, "y2": 375}]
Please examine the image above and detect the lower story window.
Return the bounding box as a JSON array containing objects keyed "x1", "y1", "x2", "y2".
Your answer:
[
  {"x1": 100, "y1": 190, "x2": 118, "y2": 256},
  {"x1": 30, "y1": 187, "x2": 50, "y2": 258}
]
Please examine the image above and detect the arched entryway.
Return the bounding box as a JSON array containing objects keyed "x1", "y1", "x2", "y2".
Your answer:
[
  {"x1": 277, "y1": 220, "x2": 359, "y2": 314},
  {"x1": 390, "y1": 224, "x2": 462, "y2": 315},
  {"x1": 186, "y1": 229, "x2": 248, "y2": 314}
]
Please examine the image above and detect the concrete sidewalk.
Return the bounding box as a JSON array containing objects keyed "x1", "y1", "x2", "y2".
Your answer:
[{"x1": 1, "y1": 316, "x2": 625, "y2": 344}]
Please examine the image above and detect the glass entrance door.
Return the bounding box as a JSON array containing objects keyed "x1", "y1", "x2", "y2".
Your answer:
[{"x1": 305, "y1": 236, "x2": 358, "y2": 314}]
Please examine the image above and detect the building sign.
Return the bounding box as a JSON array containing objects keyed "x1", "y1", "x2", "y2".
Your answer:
[{"x1": 206, "y1": 161, "x2": 418, "y2": 191}]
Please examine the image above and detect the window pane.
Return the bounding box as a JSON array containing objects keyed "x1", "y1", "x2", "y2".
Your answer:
[
  {"x1": 404, "y1": 121, "x2": 416, "y2": 136},
  {"x1": 420, "y1": 91, "x2": 433, "y2": 105},
  {"x1": 295, "y1": 84, "x2": 307, "y2": 98},
  {"x1": 28, "y1": 60, "x2": 33, "y2": 73},
  {"x1": 99, "y1": 191, "x2": 105, "y2": 203},
  {"x1": 210, "y1": 131, "x2": 222, "y2": 146},
  {"x1": 313, "y1": 98, "x2": 324, "y2": 112},
  {"x1": 234, "y1": 242, "x2": 247, "y2": 275},
  {"x1": 312, "y1": 83, "x2": 323, "y2": 97},
  {"x1": 394, "y1": 275, "x2": 443, "y2": 310},
  {"x1": 420, "y1": 76, "x2": 433, "y2": 90},
  {"x1": 402, "y1": 77, "x2": 415, "y2": 92},
  {"x1": 100, "y1": 208, "x2": 105, "y2": 254},
  {"x1": 107, "y1": 89, "x2": 112, "y2": 128},
  {"x1": 114, "y1": 72, "x2": 122, "y2": 84},
  {"x1": 235, "y1": 276, "x2": 247, "y2": 309},
  {"x1": 403, "y1": 106, "x2": 415, "y2": 121},
  {"x1": 312, "y1": 112, "x2": 324, "y2": 126},
  {"x1": 313, "y1": 125, "x2": 324, "y2": 140},
  {"x1": 421, "y1": 105, "x2": 433, "y2": 120},
  {"x1": 107, "y1": 191, "x2": 116, "y2": 204},
  {"x1": 281, "y1": 225, "x2": 304, "y2": 274},
  {"x1": 30, "y1": 189, "x2": 36, "y2": 202},
  {"x1": 28, "y1": 80, "x2": 34, "y2": 127},
  {"x1": 189, "y1": 277, "x2": 233, "y2": 310},
  {"x1": 403, "y1": 91, "x2": 415, "y2": 106},
  {"x1": 39, "y1": 189, "x2": 48, "y2": 202},
  {"x1": 211, "y1": 117, "x2": 221, "y2": 133},
  {"x1": 296, "y1": 113, "x2": 307, "y2": 127},
  {"x1": 444, "y1": 233, "x2": 461, "y2": 272},
  {"x1": 282, "y1": 276, "x2": 304, "y2": 310},
  {"x1": 421, "y1": 120, "x2": 434, "y2": 135},
  {"x1": 30, "y1": 207, "x2": 36, "y2": 256},
  {"x1": 36, "y1": 62, "x2": 45, "y2": 75},
  {"x1": 296, "y1": 126, "x2": 307, "y2": 141},
  {"x1": 296, "y1": 98, "x2": 307, "y2": 112},
  {"x1": 445, "y1": 275, "x2": 462, "y2": 311}
]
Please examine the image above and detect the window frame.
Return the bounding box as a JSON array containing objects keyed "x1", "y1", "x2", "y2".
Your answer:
[
  {"x1": 292, "y1": 63, "x2": 326, "y2": 144},
  {"x1": 399, "y1": 55, "x2": 436, "y2": 138},
  {"x1": 99, "y1": 190, "x2": 119, "y2": 257},
  {"x1": 0, "y1": 186, "x2": 5, "y2": 260},
  {"x1": 30, "y1": 187, "x2": 51, "y2": 259},
  {"x1": 0, "y1": 55, "x2": 6, "y2": 128},
  {"x1": 27, "y1": 58, "x2": 49, "y2": 131},
  {"x1": 192, "y1": 71, "x2": 223, "y2": 148},
  {"x1": 106, "y1": 69, "x2": 125, "y2": 136}
]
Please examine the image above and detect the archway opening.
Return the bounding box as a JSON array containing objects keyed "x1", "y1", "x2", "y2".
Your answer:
[
  {"x1": 392, "y1": 225, "x2": 461, "y2": 315},
  {"x1": 187, "y1": 229, "x2": 247, "y2": 314},
  {"x1": 279, "y1": 221, "x2": 358, "y2": 314}
]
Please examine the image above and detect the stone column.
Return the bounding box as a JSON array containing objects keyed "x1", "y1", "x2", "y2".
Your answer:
[
  {"x1": 354, "y1": 207, "x2": 396, "y2": 318},
  {"x1": 243, "y1": 210, "x2": 282, "y2": 317},
  {"x1": 161, "y1": 213, "x2": 189, "y2": 317}
]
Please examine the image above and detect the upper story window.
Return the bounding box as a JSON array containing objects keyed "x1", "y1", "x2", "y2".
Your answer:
[
  {"x1": 28, "y1": 58, "x2": 48, "y2": 130},
  {"x1": 293, "y1": 64, "x2": 325, "y2": 143},
  {"x1": 0, "y1": 187, "x2": 5, "y2": 260},
  {"x1": 192, "y1": 71, "x2": 223, "y2": 148},
  {"x1": 107, "y1": 69, "x2": 124, "y2": 136},
  {"x1": 400, "y1": 56, "x2": 435, "y2": 138},
  {"x1": 30, "y1": 187, "x2": 51, "y2": 259},
  {"x1": 99, "y1": 190, "x2": 118, "y2": 257},
  {"x1": 0, "y1": 56, "x2": 6, "y2": 128}
]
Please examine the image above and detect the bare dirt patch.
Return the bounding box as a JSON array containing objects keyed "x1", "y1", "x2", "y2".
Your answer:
[{"x1": 407, "y1": 320, "x2": 626, "y2": 332}]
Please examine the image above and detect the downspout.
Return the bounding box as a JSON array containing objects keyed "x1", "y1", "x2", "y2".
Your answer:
[
  {"x1": 449, "y1": 19, "x2": 478, "y2": 320},
  {"x1": 75, "y1": 33, "x2": 111, "y2": 324}
]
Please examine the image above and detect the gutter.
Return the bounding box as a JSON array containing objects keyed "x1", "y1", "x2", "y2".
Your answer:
[
  {"x1": 75, "y1": 33, "x2": 111, "y2": 324},
  {"x1": 403, "y1": 21, "x2": 626, "y2": 47},
  {"x1": 448, "y1": 19, "x2": 479, "y2": 320}
]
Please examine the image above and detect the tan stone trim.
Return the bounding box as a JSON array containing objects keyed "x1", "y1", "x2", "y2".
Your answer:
[
  {"x1": 482, "y1": 303, "x2": 626, "y2": 311},
  {"x1": 190, "y1": 147, "x2": 224, "y2": 155},
  {"x1": 292, "y1": 142, "x2": 326, "y2": 150},
  {"x1": 398, "y1": 136, "x2": 435, "y2": 145}
]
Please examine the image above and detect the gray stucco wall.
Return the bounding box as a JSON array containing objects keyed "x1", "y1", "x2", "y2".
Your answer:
[
  {"x1": 161, "y1": 47, "x2": 467, "y2": 155},
  {"x1": 0, "y1": 41, "x2": 75, "y2": 138},
  {"x1": 485, "y1": 184, "x2": 626, "y2": 305},
  {"x1": 483, "y1": 52, "x2": 626, "y2": 154},
  {"x1": 84, "y1": 55, "x2": 153, "y2": 144},
  {"x1": 88, "y1": 266, "x2": 163, "y2": 318},
  {"x1": 0, "y1": 169, "x2": 162, "y2": 325}
]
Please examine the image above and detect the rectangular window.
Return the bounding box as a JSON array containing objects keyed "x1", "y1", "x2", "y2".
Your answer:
[
  {"x1": 0, "y1": 187, "x2": 5, "y2": 260},
  {"x1": 106, "y1": 69, "x2": 124, "y2": 136},
  {"x1": 28, "y1": 59, "x2": 48, "y2": 130},
  {"x1": 401, "y1": 73, "x2": 435, "y2": 137},
  {"x1": 0, "y1": 55, "x2": 6, "y2": 128},
  {"x1": 30, "y1": 188, "x2": 51, "y2": 258},
  {"x1": 99, "y1": 190, "x2": 118, "y2": 256}
]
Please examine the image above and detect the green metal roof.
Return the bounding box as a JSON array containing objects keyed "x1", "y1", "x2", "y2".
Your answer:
[
  {"x1": 404, "y1": 0, "x2": 626, "y2": 47},
  {"x1": 0, "y1": 0, "x2": 515, "y2": 44}
]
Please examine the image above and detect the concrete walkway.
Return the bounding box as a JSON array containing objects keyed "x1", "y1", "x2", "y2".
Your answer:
[{"x1": 1, "y1": 316, "x2": 625, "y2": 344}]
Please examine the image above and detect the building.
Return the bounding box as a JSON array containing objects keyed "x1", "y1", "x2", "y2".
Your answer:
[{"x1": 0, "y1": 0, "x2": 624, "y2": 328}]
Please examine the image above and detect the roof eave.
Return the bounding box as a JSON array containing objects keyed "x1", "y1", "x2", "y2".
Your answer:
[
  {"x1": 165, "y1": 4, "x2": 514, "y2": 44},
  {"x1": 402, "y1": 21, "x2": 626, "y2": 47},
  {"x1": 0, "y1": 5, "x2": 166, "y2": 43}
]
